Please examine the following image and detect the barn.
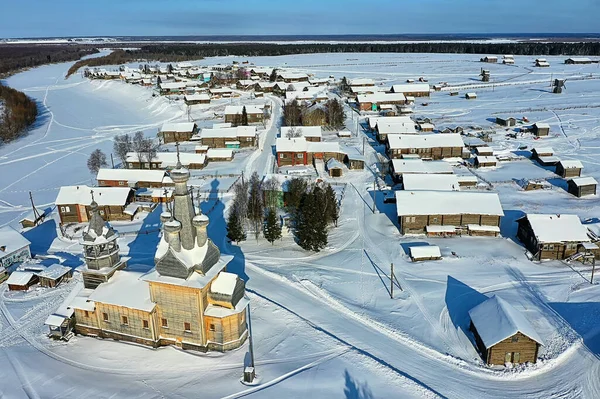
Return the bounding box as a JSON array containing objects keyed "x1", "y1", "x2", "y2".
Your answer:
[
  {"x1": 474, "y1": 156, "x2": 498, "y2": 168},
  {"x1": 6, "y1": 271, "x2": 38, "y2": 291},
  {"x1": 465, "y1": 93, "x2": 477, "y2": 100},
  {"x1": 469, "y1": 295, "x2": 543, "y2": 366},
  {"x1": 555, "y1": 160, "x2": 583, "y2": 178},
  {"x1": 567, "y1": 177, "x2": 598, "y2": 198},
  {"x1": 565, "y1": 57, "x2": 593, "y2": 65}
]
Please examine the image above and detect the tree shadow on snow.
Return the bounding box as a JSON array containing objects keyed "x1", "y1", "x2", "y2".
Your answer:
[
  {"x1": 343, "y1": 369, "x2": 374, "y2": 399},
  {"x1": 444, "y1": 276, "x2": 488, "y2": 344},
  {"x1": 200, "y1": 178, "x2": 248, "y2": 282},
  {"x1": 549, "y1": 302, "x2": 600, "y2": 357},
  {"x1": 126, "y1": 206, "x2": 162, "y2": 270}
]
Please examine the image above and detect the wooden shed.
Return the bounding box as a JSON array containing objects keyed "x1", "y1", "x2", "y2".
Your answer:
[
  {"x1": 567, "y1": 177, "x2": 598, "y2": 198},
  {"x1": 6, "y1": 271, "x2": 38, "y2": 291},
  {"x1": 38, "y1": 264, "x2": 73, "y2": 288},
  {"x1": 465, "y1": 93, "x2": 477, "y2": 100},
  {"x1": 469, "y1": 296, "x2": 543, "y2": 366},
  {"x1": 495, "y1": 117, "x2": 517, "y2": 127},
  {"x1": 474, "y1": 156, "x2": 497, "y2": 168},
  {"x1": 409, "y1": 245, "x2": 442, "y2": 262},
  {"x1": 474, "y1": 146, "x2": 494, "y2": 156},
  {"x1": 326, "y1": 158, "x2": 344, "y2": 177},
  {"x1": 532, "y1": 123, "x2": 550, "y2": 137},
  {"x1": 556, "y1": 160, "x2": 583, "y2": 178}
]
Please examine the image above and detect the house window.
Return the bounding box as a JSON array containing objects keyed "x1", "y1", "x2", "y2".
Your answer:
[
  {"x1": 184, "y1": 322, "x2": 191, "y2": 332},
  {"x1": 548, "y1": 244, "x2": 555, "y2": 250},
  {"x1": 60, "y1": 206, "x2": 71, "y2": 213},
  {"x1": 128, "y1": 163, "x2": 134, "y2": 168},
  {"x1": 209, "y1": 323, "x2": 216, "y2": 331},
  {"x1": 513, "y1": 352, "x2": 520, "y2": 363},
  {"x1": 279, "y1": 153, "x2": 285, "y2": 159},
  {"x1": 296, "y1": 153, "x2": 303, "y2": 159},
  {"x1": 102, "y1": 312, "x2": 109, "y2": 322},
  {"x1": 99, "y1": 210, "x2": 105, "y2": 216},
  {"x1": 143, "y1": 320, "x2": 149, "y2": 329},
  {"x1": 84, "y1": 310, "x2": 89, "y2": 318},
  {"x1": 505, "y1": 352, "x2": 512, "y2": 363},
  {"x1": 119, "y1": 181, "x2": 125, "y2": 186},
  {"x1": 161, "y1": 318, "x2": 168, "y2": 328},
  {"x1": 246, "y1": 137, "x2": 253, "y2": 142},
  {"x1": 144, "y1": 163, "x2": 150, "y2": 169},
  {"x1": 121, "y1": 316, "x2": 128, "y2": 325},
  {"x1": 511, "y1": 336, "x2": 519, "y2": 343}
]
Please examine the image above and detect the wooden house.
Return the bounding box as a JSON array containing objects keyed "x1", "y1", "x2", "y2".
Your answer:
[
  {"x1": 386, "y1": 134, "x2": 465, "y2": 160},
  {"x1": 474, "y1": 146, "x2": 494, "y2": 156},
  {"x1": 45, "y1": 311, "x2": 74, "y2": 340},
  {"x1": 474, "y1": 155, "x2": 498, "y2": 168},
  {"x1": 465, "y1": 93, "x2": 477, "y2": 100},
  {"x1": 207, "y1": 149, "x2": 234, "y2": 162},
  {"x1": 0, "y1": 226, "x2": 31, "y2": 269},
  {"x1": 38, "y1": 264, "x2": 73, "y2": 288},
  {"x1": 275, "y1": 138, "x2": 344, "y2": 167},
  {"x1": 389, "y1": 83, "x2": 430, "y2": 97},
  {"x1": 184, "y1": 94, "x2": 211, "y2": 105},
  {"x1": 535, "y1": 59, "x2": 550, "y2": 67},
  {"x1": 457, "y1": 175, "x2": 478, "y2": 188},
  {"x1": 276, "y1": 72, "x2": 309, "y2": 83},
  {"x1": 209, "y1": 88, "x2": 234, "y2": 99},
  {"x1": 395, "y1": 191, "x2": 504, "y2": 236},
  {"x1": 390, "y1": 159, "x2": 453, "y2": 183},
  {"x1": 126, "y1": 152, "x2": 207, "y2": 170},
  {"x1": 357, "y1": 92, "x2": 406, "y2": 111},
  {"x1": 531, "y1": 147, "x2": 559, "y2": 165},
  {"x1": 375, "y1": 118, "x2": 417, "y2": 142},
  {"x1": 224, "y1": 105, "x2": 264, "y2": 125},
  {"x1": 418, "y1": 122, "x2": 435, "y2": 132},
  {"x1": 159, "y1": 82, "x2": 187, "y2": 95},
  {"x1": 195, "y1": 145, "x2": 209, "y2": 154},
  {"x1": 348, "y1": 78, "x2": 375, "y2": 87},
  {"x1": 409, "y1": 245, "x2": 442, "y2": 262},
  {"x1": 567, "y1": 177, "x2": 597, "y2": 197},
  {"x1": 55, "y1": 186, "x2": 135, "y2": 224},
  {"x1": 280, "y1": 126, "x2": 322, "y2": 142},
  {"x1": 6, "y1": 271, "x2": 38, "y2": 291},
  {"x1": 344, "y1": 153, "x2": 365, "y2": 170},
  {"x1": 532, "y1": 122, "x2": 550, "y2": 137},
  {"x1": 555, "y1": 160, "x2": 583, "y2": 178},
  {"x1": 516, "y1": 214, "x2": 597, "y2": 260},
  {"x1": 481, "y1": 56, "x2": 498, "y2": 63},
  {"x1": 565, "y1": 57, "x2": 593, "y2": 65},
  {"x1": 159, "y1": 122, "x2": 198, "y2": 144},
  {"x1": 254, "y1": 82, "x2": 277, "y2": 93},
  {"x1": 469, "y1": 296, "x2": 543, "y2": 366},
  {"x1": 495, "y1": 116, "x2": 517, "y2": 127},
  {"x1": 200, "y1": 126, "x2": 258, "y2": 148},
  {"x1": 326, "y1": 158, "x2": 344, "y2": 177},
  {"x1": 97, "y1": 169, "x2": 172, "y2": 189}
]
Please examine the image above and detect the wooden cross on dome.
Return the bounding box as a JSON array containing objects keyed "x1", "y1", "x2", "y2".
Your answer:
[{"x1": 175, "y1": 141, "x2": 181, "y2": 166}]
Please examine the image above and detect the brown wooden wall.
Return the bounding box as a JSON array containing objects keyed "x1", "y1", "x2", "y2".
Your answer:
[
  {"x1": 400, "y1": 214, "x2": 501, "y2": 234},
  {"x1": 487, "y1": 332, "x2": 540, "y2": 365}
]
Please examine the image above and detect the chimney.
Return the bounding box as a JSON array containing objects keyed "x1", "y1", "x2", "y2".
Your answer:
[
  {"x1": 192, "y1": 214, "x2": 209, "y2": 247},
  {"x1": 164, "y1": 220, "x2": 182, "y2": 252}
]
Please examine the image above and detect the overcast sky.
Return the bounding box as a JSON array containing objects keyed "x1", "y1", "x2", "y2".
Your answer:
[{"x1": 2, "y1": 0, "x2": 599, "y2": 38}]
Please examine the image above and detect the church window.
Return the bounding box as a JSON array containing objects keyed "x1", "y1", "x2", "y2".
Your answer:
[
  {"x1": 84, "y1": 311, "x2": 89, "y2": 318},
  {"x1": 184, "y1": 322, "x2": 191, "y2": 332},
  {"x1": 121, "y1": 316, "x2": 128, "y2": 325},
  {"x1": 103, "y1": 313, "x2": 109, "y2": 322},
  {"x1": 143, "y1": 320, "x2": 149, "y2": 329},
  {"x1": 161, "y1": 318, "x2": 168, "y2": 328},
  {"x1": 209, "y1": 323, "x2": 216, "y2": 331}
]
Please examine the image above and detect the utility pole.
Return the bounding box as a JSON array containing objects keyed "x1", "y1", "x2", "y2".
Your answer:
[
  {"x1": 373, "y1": 180, "x2": 376, "y2": 214},
  {"x1": 242, "y1": 303, "x2": 257, "y2": 384},
  {"x1": 110, "y1": 153, "x2": 115, "y2": 168},
  {"x1": 390, "y1": 263, "x2": 394, "y2": 299},
  {"x1": 591, "y1": 259, "x2": 596, "y2": 285}
]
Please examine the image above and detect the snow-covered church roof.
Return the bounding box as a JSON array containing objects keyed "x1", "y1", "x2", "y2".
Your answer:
[{"x1": 469, "y1": 295, "x2": 544, "y2": 349}]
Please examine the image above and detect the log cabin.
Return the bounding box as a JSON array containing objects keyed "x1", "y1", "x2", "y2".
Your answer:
[
  {"x1": 207, "y1": 148, "x2": 234, "y2": 162},
  {"x1": 280, "y1": 126, "x2": 322, "y2": 142},
  {"x1": 474, "y1": 155, "x2": 498, "y2": 168},
  {"x1": 567, "y1": 177, "x2": 598, "y2": 197},
  {"x1": 516, "y1": 213, "x2": 598, "y2": 260},
  {"x1": 224, "y1": 105, "x2": 264, "y2": 124},
  {"x1": 386, "y1": 134, "x2": 465, "y2": 160},
  {"x1": 97, "y1": 169, "x2": 173, "y2": 189},
  {"x1": 532, "y1": 122, "x2": 550, "y2": 137},
  {"x1": 126, "y1": 152, "x2": 208, "y2": 170},
  {"x1": 555, "y1": 160, "x2": 583, "y2": 178},
  {"x1": 376, "y1": 120, "x2": 418, "y2": 142},
  {"x1": 409, "y1": 245, "x2": 442, "y2": 262},
  {"x1": 56, "y1": 186, "x2": 135, "y2": 224},
  {"x1": 390, "y1": 159, "x2": 454, "y2": 183},
  {"x1": 395, "y1": 191, "x2": 504, "y2": 236},
  {"x1": 159, "y1": 122, "x2": 198, "y2": 144},
  {"x1": 389, "y1": 83, "x2": 430, "y2": 97},
  {"x1": 199, "y1": 126, "x2": 258, "y2": 148},
  {"x1": 356, "y1": 92, "x2": 406, "y2": 112},
  {"x1": 495, "y1": 116, "x2": 517, "y2": 127},
  {"x1": 38, "y1": 264, "x2": 73, "y2": 288},
  {"x1": 276, "y1": 72, "x2": 309, "y2": 83},
  {"x1": 0, "y1": 226, "x2": 31, "y2": 269},
  {"x1": 275, "y1": 137, "x2": 345, "y2": 167},
  {"x1": 469, "y1": 295, "x2": 543, "y2": 366},
  {"x1": 184, "y1": 94, "x2": 211, "y2": 105},
  {"x1": 348, "y1": 78, "x2": 375, "y2": 87},
  {"x1": 326, "y1": 158, "x2": 344, "y2": 177},
  {"x1": 531, "y1": 146, "x2": 559, "y2": 165},
  {"x1": 6, "y1": 271, "x2": 38, "y2": 291}
]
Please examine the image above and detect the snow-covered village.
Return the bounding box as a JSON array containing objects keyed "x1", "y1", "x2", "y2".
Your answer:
[{"x1": 1, "y1": 20, "x2": 600, "y2": 399}]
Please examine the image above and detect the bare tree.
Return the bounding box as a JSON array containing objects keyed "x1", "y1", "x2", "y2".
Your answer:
[
  {"x1": 132, "y1": 131, "x2": 146, "y2": 168},
  {"x1": 247, "y1": 172, "x2": 264, "y2": 241},
  {"x1": 113, "y1": 134, "x2": 132, "y2": 168},
  {"x1": 87, "y1": 149, "x2": 108, "y2": 175},
  {"x1": 141, "y1": 138, "x2": 159, "y2": 169},
  {"x1": 263, "y1": 177, "x2": 280, "y2": 211},
  {"x1": 285, "y1": 126, "x2": 303, "y2": 139}
]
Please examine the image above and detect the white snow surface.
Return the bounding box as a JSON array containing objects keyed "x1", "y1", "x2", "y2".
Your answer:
[
  {"x1": 89, "y1": 271, "x2": 155, "y2": 312},
  {"x1": 210, "y1": 271, "x2": 239, "y2": 296},
  {"x1": 525, "y1": 214, "x2": 591, "y2": 243},
  {"x1": 395, "y1": 191, "x2": 504, "y2": 216}
]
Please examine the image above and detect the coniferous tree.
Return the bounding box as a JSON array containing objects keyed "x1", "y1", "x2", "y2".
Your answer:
[
  {"x1": 241, "y1": 106, "x2": 249, "y2": 126},
  {"x1": 269, "y1": 68, "x2": 278, "y2": 82},
  {"x1": 323, "y1": 184, "x2": 340, "y2": 227},
  {"x1": 286, "y1": 178, "x2": 308, "y2": 215},
  {"x1": 226, "y1": 206, "x2": 246, "y2": 244},
  {"x1": 263, "y1": 208, "x2": 282, "y2": 245},
  {"x1": 296, "y1": 187, "x2": 328, "y2": 252}
]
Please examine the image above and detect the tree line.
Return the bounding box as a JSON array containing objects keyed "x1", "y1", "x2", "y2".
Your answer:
[
  {"x1": 0, "y1": 45, "x2": 98, "y2": 77},
  {"x1": 283, "y1": 98, "x2": 345, "y2": 127},
  {"x1": 86, "y1": 131, "x2": 159, "y2": 174},
  {"x1": 227, "y1": 174, "x2": 339, "y2": 252},
  {"x1": 0, "y1": 83, "x2": 38, "y2": 144}
]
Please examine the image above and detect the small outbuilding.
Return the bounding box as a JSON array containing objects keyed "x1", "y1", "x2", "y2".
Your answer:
[
  {"x1": 409, "y1": 245, "x2": 442, "y2": 262},
  {"x1": 457, "y1": 175, "x2": 478, "y2": 188},
  {"x1": 38, "y1": 264, "x2": 73, "y2": 288},
  {"x1": 6, "y1": 271, "x2": 38, "y2": 291},
  {"x1": 0, "y1": 226, "x2": 32, "y2": 269},
  {"x1": 475, "y1": 156, "x2": 497, "y2": 168},
  {"x1": 556, "y1": 160, "x2": 583, "y2": 178},
  {"x1": 465, "y1": 93, "x2": 477, "y2": 100},
  {"x1": 474, "y1": 146, "x2": 494, "y2": 156},
  {"x1": 495, "y1": 117, "x2": 517, "y2": 127},
  {"x1": 326, "y1": 158, "x2": 344, "y2": 177},
  {"x1": 567, "y1": 177, "x2": 598, "y2": 198},
  {"x1": 532, "y1": 122, "x2": 550, "y2": 137},
  {"x1": 469, "y1": 295, "x2": 543, "y2": 366}
]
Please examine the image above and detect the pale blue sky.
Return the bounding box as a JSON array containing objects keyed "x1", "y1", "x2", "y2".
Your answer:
[{"x1": 2, "y1": 0, "x2": 599, "y2": 38}]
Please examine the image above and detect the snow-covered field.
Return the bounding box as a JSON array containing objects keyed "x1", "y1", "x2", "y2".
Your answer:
[{"x1": 0, "y1": 52, "x2": 599, "y2": 398}]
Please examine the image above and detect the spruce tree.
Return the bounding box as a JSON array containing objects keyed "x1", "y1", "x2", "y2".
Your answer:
[
  {"x1": 226, "y1": 207, "x2": 246, "y2": 244},
  {"x1": 286, "y1": 178, "x2": 308, "y2": 216},
  {"x1": 324, "y1": 184, "x2": 340, "y2": 227},
  {"x1": 263, "y1": 209, "x2": 282, "y2": 245},
  {"x1": 296, "y1": 187, "x2": 328, "y2": 252},
  {"x1": 241, "y1": 106, "x2": 249, "y2": 126},
  {"x1": 269, "y1": 68, "x2": 278, "y2": 82}
]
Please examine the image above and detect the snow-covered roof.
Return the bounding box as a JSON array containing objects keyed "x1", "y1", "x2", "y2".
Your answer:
[
  {"x1": 37, "y1": 264, "x2": 71, "y2": 280},
  {"x1": 465, "y1": 92, "x2": 477, "y2": 98},
  {"x1": 205, "y1": 296, "x2": 250, "y2": 318},
  {"x1": 308, "y1": 141, "x2": 342, "y2": 154},
  {"x1": 467, "y1": 224, "x2": 500, "y2": 232},
  {"x1": 566, "y1": 57, "x2": 592, "y2": 62},
  {"x1": 213, "y1": 123, "x2": 232, "y2": 129},
  {"x1": 476, "y1": 155, "x2": 498, "y2": 164},
  {"x1": 69, "y1": 296, "x2": 95, "y2": 311},
  {"x1": 326, "y1": 158, "x2": 344, "y2": 170},
  {"x1": 207, "y1": 148, "x2": 234, "y2": 159},
  {"x1": 391, "y1": 83, "x2": 430, "y2": 94},
  {"x1": 160, "y1": 122, "x2": 196, "y2": 133},
  {"x1": 350, "y1": 86, "x2": 382, "y2": 94},
  {"x1": 278, "y1": 71, "x2": 308, "y2": 80},
  {"x1": 475, "y1": 147, "x2": 494, "y2": 155},
  {"x1": 97, "y1": 168, "x2": 166, "y2": 183},
  {"x1": 89, "y1": 271, "x2": 155, "y2": 312},
  {"x1": 159, "y1": 82, "x2": 187, "y2": 90},
  {"x1": 402, "y1": 174, "x2": 460, "y2": 191},
  {"x1": 391, "y1": 159, "x2": 453, "y2": 175},
  {"x1": 209, "y1": 88, "x2": 233, "y2": 94},
  {"x1": 395, "y1": 191, "x2": 504, "y2": 217},
  {"x1": 126, "y1": 152, "x2": 206, "y2": 168},
  {"x1": 45, "y1": 314, "x2": 69, "y2": 327},
  {"x1": 369, "y1": 116, "x2": 413, "y2": 130},
  {"x1": 348, "y1": 78, "x2": 374, "y2": 86},
  {"x1": 0, "y1": 226, "x2": 30, "y2": 257},
  {"x1": 201, "y1": 126, "x2": 257, "y2": 139},
  {"x1": 387, "y1": 134, "x2": 464, "y2": 150},
  {"x1": 357, "y1": 92, "x2": 406, "y2": 104},
  {"x1": 533, "y1": 122, "x2": 550, "y2": 129},
  {"x1": 532, "y1": 146, "x2": 554, "y2": 155},
  {"x1": 56, "y1": 186, "x2": 132, "y2": 206},
  {"x1": 462, "y1": 137, "x2": 487, "y2": 147},
  {"x1": 280, "y1": 126, "x2": 322, "y2": 139},
  {"x1": 224, "y1": 105, "x2": 263, "y2": 115},
  {"x1": 410, "y1": 245, "x2": 441, "y2": 259},
  {"x1": 522, "y1": 214, "x2": 590, "y2": 243},
  {"x1": 276, "y1": 137, "x2": 308, "y2": 153},
  {"x1": 6, "y1": 271, "x2": 35, "y2": 286},
  {"x1": 210, "y1": 271, "x2": 238, "y2": 296},
  {"x1": 457, "y1": 175, "x2": 478, "y2": 183},
  {"x1": 184, "y1": 94, "x2": 211, "y2": 102},
  {"x1": 558, "y1": 160, "x2": 584, "y2": 169},
  {"x1": 377, "y1": 122, "x2": 418, "y2": 135},
  {"x1": 570, "y1": 177, "x2": 598, "y2": 187},
  {"x1": 469, "y1": 295, "x2": 544, "y2": 349}
]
